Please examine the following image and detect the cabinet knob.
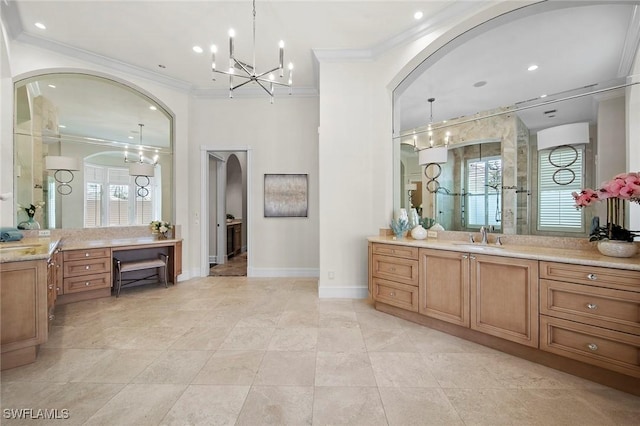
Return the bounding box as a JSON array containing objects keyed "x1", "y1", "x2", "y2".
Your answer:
[
  {"x1": 469, "y1": 255, "x2": 476, "y2": 260},
  {"x1": 389, "y1": 267, "x2": 396, "y2": 272},
  {"x1": 85, "y1": 282, "x2": 90, "y2": 286},
  {"x1": 85, "y1": 253, "x2": 90, "y2": 257},
  {"x1": 586, "y1": 303, "x2": 598, "y2": 310},
  {"x1": 49, "y1": 314, "x2": 55, "y2": 321},
  {"x1": 389, "y1": 292, "x2": 395, "y2": 297},
  {"x1": 587, "y1": 273, "x2": 597, "y2": 281},
  {"x1": 85, "y1": 266, "x2": 90, "y2": 270},
  {"x1": 48, "y1": 285, "x2": 53, "y2": 290},
  {"x1": 462, "y1": 255, "x2": 468, "y2": 259},
  {"x1": 587, "y1": 343, "x2": 598, "y2": 351}
]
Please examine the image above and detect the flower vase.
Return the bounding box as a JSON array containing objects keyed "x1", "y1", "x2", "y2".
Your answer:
[
  {"x1": 17, "y1": 216, "x2": 41, "y2": 230},
  {"x1": 158, "y1": 231, "x2": 168, "y2": 240}
]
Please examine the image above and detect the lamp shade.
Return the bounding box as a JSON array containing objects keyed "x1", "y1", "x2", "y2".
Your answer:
[
  {"x1": 537, "y1": 122, "x2": 589, "y2": 150},
  {"x1": 129, "y1": 162, "x2": 155, "y2": 177},
  {"x1": 418, "y1": 146, "x2": 448, "y2": 165},
  {"x1": 45, "y1": 156, "x2": 80, "y2": 171}
]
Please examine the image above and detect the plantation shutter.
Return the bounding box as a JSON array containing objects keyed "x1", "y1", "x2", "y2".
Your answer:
[{"x1": 537, "y1": 146, "x2": 584, "y2": 231}]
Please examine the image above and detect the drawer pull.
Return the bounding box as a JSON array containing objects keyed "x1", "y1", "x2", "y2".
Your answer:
[
  {"x1": 462, "y1": 255, "x2": 468, "y2": 259},
  {"x1": 587, "y1": 273, "x2": 597, "y2": 281},
  {"x1": 85, "y1": 253, "x2": 90, "y2": 257},
  {"x1": 587, "y1": 343, "x2": 598, "y2": 351},
  {"x1": 469, "y1": 255, "x2": 476, "y2": 260},
  {"x1": 49, "y1": 314, "x2": 55, "y2": 321},
  {"x1": 586, "y1": 303, "x2": 598, "y2": 310},
  {"x1": 389, "y1": 292, "x2": 395, "y2": 297},
  {"x1": 85, "y1": 282, "x2": 90, "y2": 286},
  {"x1": 48, "y1": 285, "x2": 53, "y2": 290},
  {"x1": 85, "y1": 265, "x2": 90, "y2": 270},
  {"x1": 389, "y1": 267, "x2": 396, "y2": 272}
]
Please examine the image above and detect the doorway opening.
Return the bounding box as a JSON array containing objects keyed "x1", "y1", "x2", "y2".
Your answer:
[{"x1": 206, "y1": 151, "x2": 248, "y2": 277}]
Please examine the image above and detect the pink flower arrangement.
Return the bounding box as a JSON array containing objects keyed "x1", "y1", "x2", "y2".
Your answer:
[{"x1": 573, "y1": 172, "x2": 640, "y2": 208}]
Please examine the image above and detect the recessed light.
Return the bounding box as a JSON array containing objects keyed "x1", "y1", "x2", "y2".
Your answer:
[
  {"x1": 35, "y1": 22, "x2": 46, "y2": 30},
  {"x1": 58, "y1": 124, "x2": 66, "y2": 128},
  {"x1": 192, "y1": 46, "x2": 203, "y2": 54},
  {"x1": 48, "y1": 84, "x2": 56, "y2": 88},
  {"x1": 128, "y1": 136, "x2": 134, "y2": 140},
  {"x1": 527, "y1": 64, "x2": 539, "y2": 71},
  {"x1": 158, "y1": 64, "x2": 166, "y2": 69},
  {"x1": 149, "y1": 106, "x2": 157, "y2": 111},
  {"x1": 414, "y1": 11, "x2": 423, "y2": 20},
  {"x1": 540, "y1": 94, "x2": 547, "y2": 98},
  {"x1": 473, "y1": 80, "x2": 487, "y2": 88}
]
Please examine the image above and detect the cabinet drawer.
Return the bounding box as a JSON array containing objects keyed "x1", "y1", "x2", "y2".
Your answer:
[
  {"x1": 371, "y1": 254, "x2": 419, "y2": 286},
  {"x1": 540, "y1": 316, "x2": 640, "y2": 378},
  {"x1": 63, "y1": 258, "x2": 111, "y2": 277},
  {"x1": 372, "y1": 277, "x2": 418, "y2": 312},
  {"x1": 63, "y1": 273, "x2": 111, "y2": 294},
  {"x1": 541, "y1": 279, "x2": 640, "y2": 335},
  {"x1": 63, "y1": 248, "x2": 111, "y2": 262},
  {"x1": 540, "y1": 262, "x2": 640, "y2": 292},
  {"x1": 372, "y1": 243, "x2": 419, "y2": 260}
]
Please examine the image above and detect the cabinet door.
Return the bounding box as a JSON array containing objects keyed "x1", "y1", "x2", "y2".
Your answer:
[
  {"x1": 470, "y1": 255, "x2": 539, "y2": 347},
  {"x1": 419, "y1": 248, "x2": 470, "y2": 327}
]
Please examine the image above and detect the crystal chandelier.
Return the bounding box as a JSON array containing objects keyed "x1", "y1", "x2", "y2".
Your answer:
[{"x1": 211, "y1": 0, "x2": 293, "y2": 103}]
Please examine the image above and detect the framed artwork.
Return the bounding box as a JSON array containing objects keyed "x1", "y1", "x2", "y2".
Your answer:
[{"x1": 264, "y1": 174, "x2": 308, "y2": 217}]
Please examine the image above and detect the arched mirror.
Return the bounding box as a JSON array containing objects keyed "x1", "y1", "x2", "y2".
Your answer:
[
  {"x1": 393, "y1": 1, "x2": 640, "y2": 236},
  {"x1": 13, "y1": 73, "x2": 173, "y2": 229}
]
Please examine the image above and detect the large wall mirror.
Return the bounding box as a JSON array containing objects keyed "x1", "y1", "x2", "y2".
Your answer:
[
  {"x1": 13, "y1": 72, "x2": 173, "y2": 229},
  {"x1": 393, "y1": 1, "x2": 640, "y2": 236}
]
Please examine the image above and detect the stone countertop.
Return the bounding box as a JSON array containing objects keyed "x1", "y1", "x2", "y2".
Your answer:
[
  {"x1": 368, "y1": 235, "x2": 640, "y2": 271},
  {"x1": 0, "y1": 238, "x2": 60, "y2": 263},
  {"x1": 61, "y1": 236, "x2": 182, "y2": 251}
]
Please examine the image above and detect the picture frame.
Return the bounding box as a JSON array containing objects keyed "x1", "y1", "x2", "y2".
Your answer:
[{"x1": 264, "y1": 174, "x2": 308, "y2": 217}]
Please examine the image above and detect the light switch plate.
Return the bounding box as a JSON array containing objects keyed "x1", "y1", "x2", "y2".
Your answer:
[{"x1": 38, "y1": 230, "x2": 51, "y2": 237}]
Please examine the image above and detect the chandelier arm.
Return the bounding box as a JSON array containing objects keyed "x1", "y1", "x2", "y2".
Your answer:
[
  {"x1": 232, "y1": 59, "x2": 254, "y2": 77},
  {"x1": 231, "y1": 78, "x2": 258, "y2": 91},
  {"x1": 255, "y1": 67, "x2": 282, "y2": 78},
  {"x1": 255, "y1": 80, "x2": 274, "y2": 96},
  {"x1": 255, "y1": 78, "x2": 290, "y2": 87}
]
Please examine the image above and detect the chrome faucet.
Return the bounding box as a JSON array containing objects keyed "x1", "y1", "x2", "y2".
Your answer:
[{"x1": 480, "y1": 226, "x2": 488, "y2": 245}]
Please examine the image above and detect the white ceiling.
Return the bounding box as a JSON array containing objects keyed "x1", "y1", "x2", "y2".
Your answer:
[{"x1": 3, "y1": 0, "x2": 640, "y2": 141}]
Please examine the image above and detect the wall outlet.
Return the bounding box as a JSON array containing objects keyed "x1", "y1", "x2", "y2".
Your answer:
[
  {"x1": 38, "y1": 229, "x2": 51, "y2": 237},
  {"x1": 427, "y1": 230, "x2": 438, "y2": 239}
]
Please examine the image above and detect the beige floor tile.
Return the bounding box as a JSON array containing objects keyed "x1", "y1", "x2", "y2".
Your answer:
[
  {"x1": 268, "y1": 327, "x2": 318, "y2": 351},
  {"x1": 73, "y1": 349, "x2": 162, "y2": 383},
  {"x1": 83, "y1": 383, "x2": 186, "y2": 426},
  {"x1": 423, "y1": 353, "x2": 503, "y2": 389},
  {"x1": 378, "y1": 387, "x2": 464, "y2": 425},
  {"x1": 443, "y1": 388, "x2": 535, "y2": 425},
  {"x1": 482, "y1": 353, "x2": 582, "y2": 389},
  {"x1": 192, "y1": 350, "x2": 264, "y2": 385},
  {"x1": 3, "y1": 348, "x2": 108, "y2": 383},
  {"x1": 351, "y1": 298, "x2": 376, "y2": 312},
  {"x1": 318, "y1": 299, "x2": 356, "y2": 313},
  {"x1": 254, "y1": 351, "x2": 316, "y2": 386},
  {"x1": 219, "y1": 327, "x2": 275, "y2": 350},
  {"x1": 317, "y1": 327, "x2": 367, "y2": 352},
  {"x1": 235, "y1": 311, "x2": 282, "y2": 327},
  {"x1": 407, "y1": 327, "x2": 495, "y2": 354},
  {"x1": 119, "y1": 326, "x2": 190, "y2": 350},
  {"x1": 315, "y1": 352, "x2": 377, "y2": 387},
  {"x1": 278, "y1": 310, "x2": 320, "y2": 328},
  {"x1": 516, "y1": 388, "x2": 618, "y2": 425},
  {"x1": 131, "y1": 350, "x2": 212, "y2": 384},
  {"x1": 319, "y1": 311, "x2": 359, "y2": 328},
  {"x1": 159, "y1": 384, "x2": 249, "y2": 426},
  {"x1": 572, "y1": 388, "x2": 640, "y2": 424},
  {"x1": 361, "y1": 327, "x2": 418, "y2": 352},
  {"x1": 369, "y1": 352, "x2": 439, "y2": 388},
  {"x1": 168, "y1": 326, "x2": 231, "y2": 351},
  {"x1": 355, "y1": 310, "x2": 407, "y2": 330},
  {"x1": 236, "y1": 385, "x2": 313, "y2": 425},
  {"x1": 312, "y1": 386, "x2": 388, "y2": 425}
]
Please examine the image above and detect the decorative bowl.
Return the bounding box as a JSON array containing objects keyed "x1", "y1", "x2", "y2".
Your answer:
[{"x1": 597, "y1": 240, "x2": 638, "y2": 258}]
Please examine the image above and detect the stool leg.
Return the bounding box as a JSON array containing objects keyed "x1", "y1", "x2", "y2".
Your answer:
[{"x1": 116, "y1": 268, "x2": 122, "y2": 298}]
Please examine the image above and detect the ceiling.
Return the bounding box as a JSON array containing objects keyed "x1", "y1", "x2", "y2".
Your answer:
[{"x1": 3, "y1": 1, "x2": 639, "y2": 142}]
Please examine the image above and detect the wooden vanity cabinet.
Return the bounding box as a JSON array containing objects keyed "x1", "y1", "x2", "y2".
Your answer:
[
  {"x1": 419, "y1": 248, "x2": 469, "y2": 327},
  {"x1": 470, "y1": 255, "x2": 539, "y2": 348},
  {"x1": 1, "y1": 259, "x2": 48, "y2": 370},
  {"x1": 370, "y1": 243, "x2": 419, "y2": 312},
  {"x1": 539, "y1": 261, "x2": 640, "y2": 378},
  {"x1": 62, "y1": 248, "x2": 112, "y2": 294}
]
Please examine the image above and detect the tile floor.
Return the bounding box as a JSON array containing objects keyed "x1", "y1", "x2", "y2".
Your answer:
[{"x1": 1, "y1": 277, "x2": 639, "y2": 425}]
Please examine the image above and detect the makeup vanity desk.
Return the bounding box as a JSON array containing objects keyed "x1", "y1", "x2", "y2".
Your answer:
[{"x1": 57, "y1": 236, "x2": 183, "y2": 304}]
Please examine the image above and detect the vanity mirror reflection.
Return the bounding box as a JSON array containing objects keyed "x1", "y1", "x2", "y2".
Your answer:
[
  {"x1": 393, "y1": 1, "x2": 640, "y2": 236},
  {"x1": 13, "y1": 73, "x2": 173, "y2": 229}
]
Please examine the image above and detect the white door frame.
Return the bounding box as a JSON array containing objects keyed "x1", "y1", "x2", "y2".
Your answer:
[{"x1": 200, "y1": 146, "x2": 252, "y2": 277}]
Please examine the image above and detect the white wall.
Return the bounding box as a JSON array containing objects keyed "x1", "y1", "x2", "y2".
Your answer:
[
  {"x1": 596, "y1": 95, "x2": 626, "y2": 185},
  {"x1": 190, "y1": 96, "x2": 319, "y2": 276},
  {"x1": 628, "y1": 45, "x2": 640, "y2": 233},
  {"x1": 0, "y1": 22, "x2": 14, "y2": 224}
]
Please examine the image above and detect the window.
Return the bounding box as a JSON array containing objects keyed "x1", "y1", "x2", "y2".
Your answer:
[
  {"x1": 537, "y1": 146, "x2": 584, "y2": 232},
  {"x1": 85, "y1": 164, "x2": 159, "y2": 227},
  {"x1": 466, "y1": 156, "x2": 502, "y2": 229}
]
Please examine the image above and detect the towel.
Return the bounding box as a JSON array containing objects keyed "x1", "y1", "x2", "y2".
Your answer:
[{"x1": 0, "y1": 228, "x2": 24, "y2": 242}]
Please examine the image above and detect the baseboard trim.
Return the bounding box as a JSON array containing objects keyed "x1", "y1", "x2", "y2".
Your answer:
[
  {"x1": 248, "y1": 267, "x2": 319, "y2": 278},
  {"x1": 318, "y1": 286, "x2": 369, "y2": 299}
]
